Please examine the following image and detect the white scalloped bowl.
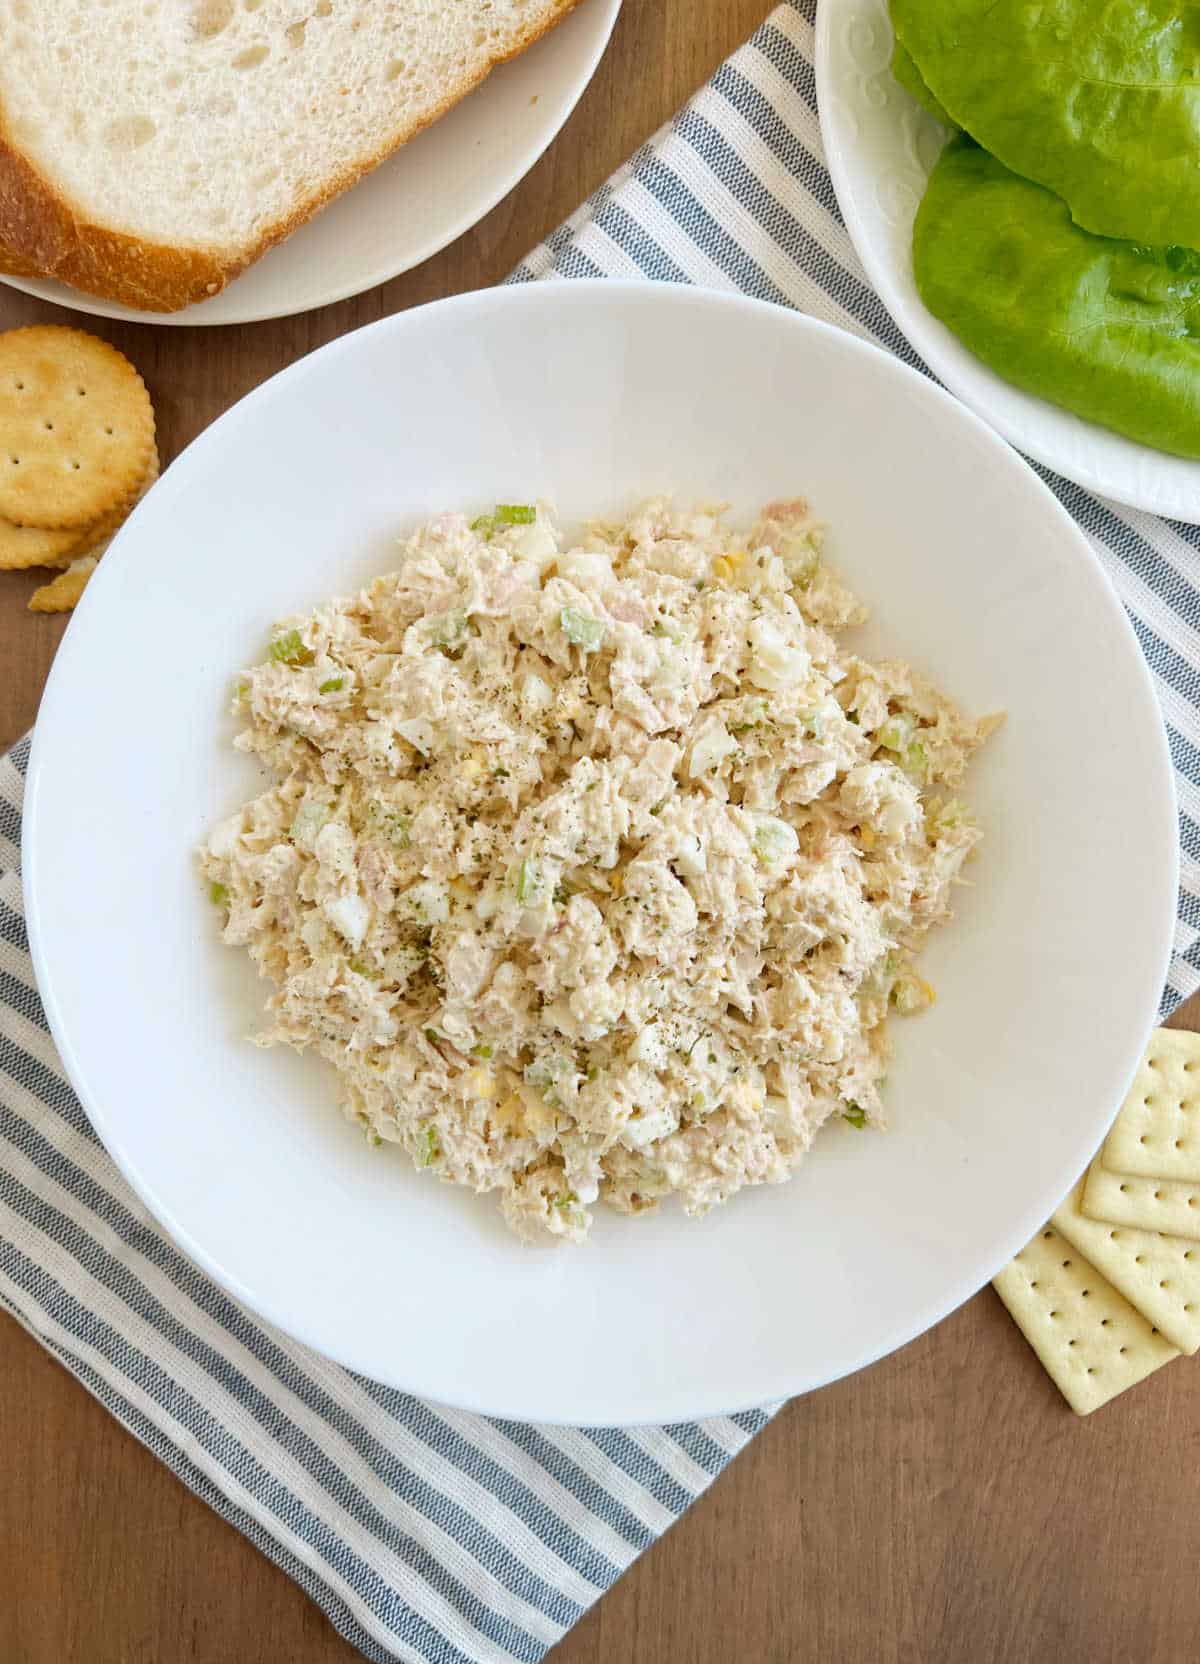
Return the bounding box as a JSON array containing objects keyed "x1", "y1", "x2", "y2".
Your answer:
[
  {"x1": 815, "y1": 0, "x2": 1200, "y2": 522},
  {"x1": 24, "y1": 282, "x2": 1176, "y2": 1422}
]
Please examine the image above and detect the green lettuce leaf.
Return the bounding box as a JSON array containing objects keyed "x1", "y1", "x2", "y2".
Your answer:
[
  {"x1": 891, "y1": 38, "x2": 956, "y2": 127},
  {"x1": 892, "y1": 0, "x2": 1200, "y2": 247},
  {"x1": 913, "y1": 137, "x2": 1200, "y2": 459}
]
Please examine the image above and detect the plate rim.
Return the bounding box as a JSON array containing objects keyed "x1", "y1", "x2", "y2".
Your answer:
[
  {"x1": 22, "y1": 280, "x2": 1179, "y2": 1422},
  {"x1": 813, "y1": 0, "x2": 1200, "y2": 524},
  {"x1": 0, "y1": 0, "x2": 622, "y2": 329}
]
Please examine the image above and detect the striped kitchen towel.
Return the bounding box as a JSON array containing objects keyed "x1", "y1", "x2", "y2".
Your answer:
[{"x1": 2, "y1": 2, "x2": 1199, "y2": 1663}]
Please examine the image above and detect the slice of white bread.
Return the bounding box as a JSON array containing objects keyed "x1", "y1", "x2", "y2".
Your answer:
[{"x1": 0, "y1": 0, "x2": 581, "y2": 312}]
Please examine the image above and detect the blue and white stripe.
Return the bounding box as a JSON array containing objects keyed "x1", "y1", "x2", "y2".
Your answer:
[{"x1": 2, "y1": 2, "x2": 1198, "y2": 1659}]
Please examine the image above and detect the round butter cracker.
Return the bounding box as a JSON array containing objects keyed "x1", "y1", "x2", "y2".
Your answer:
[
  {"x1": 29, "y1": 445, "x2": 162, "y2": 612},
  {"x1": 0, "y1": 326, "x2": 155, "y2": 530},
  {"x1": 0, "y1": 443, "x2": 160, "y2": 571},
  {"x1": 0, "y1": 516, "x2": 82, "y2": 571}
]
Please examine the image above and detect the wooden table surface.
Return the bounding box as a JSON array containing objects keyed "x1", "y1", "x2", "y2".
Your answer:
[{"x1": 2, "y1": 3, "x2": 1198, "y2": 1659}]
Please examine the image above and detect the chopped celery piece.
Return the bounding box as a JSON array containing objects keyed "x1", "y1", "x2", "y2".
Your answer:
[
  {"x1": 290, "y1": 800, "x2": 331, "y2": 846},
  {"x1": 471, "y1": 1043, "x2": 493, "y2": 1059},
  {"x1": 560, "y1": 607, "x2": 605, "y2": 653},
  {"x1": 553, "y1": 1191, "x2": 579, "y2": 1211},
  {"x1": 268, "y1": 628, "x2": 314, "y2": 667},
  {"x1": 367, "y1": 801, "x2": 410, "y2": 848},
  {"x1": 891, "y1": 972, "x2": 934, "y2": 1015},
  {"x1": 903, "y1": 740, "x2": 928, "y2": 779},
  {"x1": 427, "y1": 609, "x2": 467, "y2": 650},
  {"x1": 421, "y1": 1125, "x2": 441, "y2": 1166},
  {"x1": 515, "y1": 858, "x2": 541, "y2": 905},
  {"x1": 877, "y1": 713, "x2": 915, "y2": 754},
  {"x1": 729, "y1": 697, "x2": 769, "y2": 735},
  {"x1": 318, "y1": 676, "x2": 344, "y2": 694},
  {"x1": 208, "y1": 880, "x2": 229, "y2": 907},
  {"x1": 753, "y1": 817, "x2": 799, "y2": 864},
  {"x1": 928, "y1": 798, "x2": 969, "y2": 839},
  {"x1": 843, "y1": 1104, "x2": 867, "y2": 1128},
  {"x1": 524, "y1": 1054, "x2": 568, "y2": 1098},
  {"x1": 472, "y1": 504, "x2": 535, "y2": 537},
  {"x1": 232, "y1": 677, "x2": 250, "y2": 705},
  {"x1": 790, "y1": 544, "x2": 819, "y2": 589}
]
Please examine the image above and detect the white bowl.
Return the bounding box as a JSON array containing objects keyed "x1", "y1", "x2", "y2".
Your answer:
[
  {"x1": 0, "y1": 0, "x2": 620, "y2": 327},
  {"x1": 24, "y1": 282, "x2": 1176, "y2": 1423},
  {"x1": 815, "y1": 0, "x2": 1200, "y2": 522}
]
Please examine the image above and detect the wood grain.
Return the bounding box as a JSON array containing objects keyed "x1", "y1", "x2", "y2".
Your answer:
[{"x1": 2, "y1": 2, "x2": 1197, "y2": 1660}]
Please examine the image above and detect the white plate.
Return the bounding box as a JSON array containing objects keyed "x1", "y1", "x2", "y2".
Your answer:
[
  {"x1": 24, "y1": 282, "x2": 1176, "y2": 1424},
  {"x1": 0, "y1": 0, "x2": 620, "y2": 327},
  {"x1": 815, "y1": 0, "x2": 1200, "y2": 523}
]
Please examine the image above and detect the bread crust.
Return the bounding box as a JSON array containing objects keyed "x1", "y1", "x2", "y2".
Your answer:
[{"x1": 0, "y1": 0, "x2": 582, "y2": 313}]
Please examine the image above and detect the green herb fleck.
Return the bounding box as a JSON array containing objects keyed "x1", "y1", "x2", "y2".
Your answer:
[
  {"x1": 421, "y1": 1125, "x2": 441, "y2": 1166},
  {"x1": 843, "y1": 1104, "x2": 867, "y2": 1129},
  {"x1": 318, "y1": 676, "x2": 345, "y2": 694},
  {"x1": 208, "y1": 880, "x2": 229, "y2": 907},
  {"x1": 470, "y1": 1043, "x2": 493, "y2": 1059}
]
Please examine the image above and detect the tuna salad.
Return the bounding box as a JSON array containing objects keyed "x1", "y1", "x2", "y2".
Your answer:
[{"x1": 201, "y1": 498, "x2": 1000, "y2": 1242}]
